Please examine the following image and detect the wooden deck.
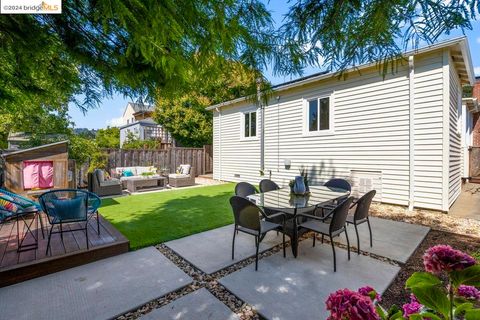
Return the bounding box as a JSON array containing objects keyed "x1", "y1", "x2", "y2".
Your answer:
[{"x1": 0, "y1": 213, "x2": 129, "y2": 287}]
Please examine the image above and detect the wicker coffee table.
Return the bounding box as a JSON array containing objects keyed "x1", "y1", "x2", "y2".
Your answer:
[{"x1": 127, "y1": 177, "x2": 167, "y2": 192}]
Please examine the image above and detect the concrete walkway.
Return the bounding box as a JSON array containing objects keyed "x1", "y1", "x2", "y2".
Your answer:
[
  {"x1": 141, "y1": 288, "x2": 239, "y2": 320},
  {"x1": 166, "y1": 224, "x2": 283, "y2": 274},
  {"x1": 335, "y1": 217, "x2": 429, "y2": 263},
  {"x1": 449, "y1": 183, "x2": 480, "y2": 220},
  {"x1": 220, "y1": 241, "x2": 400, "y2": 320},
  {"x1": 0, "y1": 247, "x2": 192, "y2": 320}
]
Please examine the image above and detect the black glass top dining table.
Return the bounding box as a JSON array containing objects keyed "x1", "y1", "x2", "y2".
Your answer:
[{"x1": 247, "y1": 185, "x2": 350, "y2": 257}]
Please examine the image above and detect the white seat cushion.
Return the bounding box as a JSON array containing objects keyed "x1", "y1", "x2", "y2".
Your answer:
[
  {"x1": 179, "y1": 164, "x2": 191, "y2": 175},
  {"x1": 136, "y1": 166, "x2": 157, "y2": 175},
  {"x1": 168, "y1": 174, "x2": 189, "y2": 179}
]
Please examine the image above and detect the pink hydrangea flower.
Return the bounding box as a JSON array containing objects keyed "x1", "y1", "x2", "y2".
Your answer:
[
  {"x1": 457, "y1": 285, "x2": 480, "y2": 300},
  {"x1": 423, "y1": 245, "x2": 476, "y2": 275},
  {"x1": 358, "y1": 286, "x2": 382, "y2": 302},
  {"x1": 402, "y1": 294, "x2": 423, "y2": 318},
  {"x1": 326, "y1": 288, "x2": 380, "y2": 320}
]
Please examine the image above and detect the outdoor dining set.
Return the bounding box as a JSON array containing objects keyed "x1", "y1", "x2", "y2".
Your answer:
[{"x1": 229, "y1": 178, "x2": 377, "y2": 271}]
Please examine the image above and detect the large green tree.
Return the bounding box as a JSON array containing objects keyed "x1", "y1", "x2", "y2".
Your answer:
[
  {"x1": 278, "y1": 0, "x2": 480, "y2": 73},
  {"x1": 0, "y1": 0, "x2": 277, "y2": 147},
  {"x1": 96, "y1": 127, "x2": 120, "y2": 149},
  {"x1": 1, "y1": 0, "x2": 479, "y2": 150},
  {"x1": 1, "y1": 0, "x2": 277, "y2": 101},
  {"x1": 0, "y1": 15, "x2": 82, "y2": 148}
]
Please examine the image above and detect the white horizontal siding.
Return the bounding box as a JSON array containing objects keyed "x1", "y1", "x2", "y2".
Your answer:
[
  {"x1": 213, "y1": 50, "x2": 449, "y2": 211},
  {"x1": 262, "y1": 65, "x2": 410, "y2": 206},
  {"x1": 448, "y1": 58, "x2": 462, "y2": 207},
  {"x1": 413, "y1": 51, "x2": 445, "y2": 210},
  {"x1": 213, "y1": 104, "x2": 261, "y2": 183}
]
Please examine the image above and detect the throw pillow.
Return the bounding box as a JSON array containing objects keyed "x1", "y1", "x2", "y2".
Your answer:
[
  {"x1": 123, "y1": 169, "x2": 134, "y2": 177},
  {"x1": 51, "y1": 197, "x2": 86, "y2": 221},
  {"x1": 180, "y1": 164, "x2": 191, "y2": 175},
  {"x1": 0, "y1": 194, "x2": 18, "y2": 213}
]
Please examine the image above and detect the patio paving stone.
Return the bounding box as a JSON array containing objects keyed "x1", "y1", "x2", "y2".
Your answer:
[
  {"x1": 141, "y1": 288, "x2": 239, "y2": 320},
  {"x1": 165, "y1": 224, "x2": 283, "y2": 274},
  {"x1": 335, "y1": 217, "x2": 429, "y2": 263},
  {"x1": 219, "y1": 241, "x2": 400, "y2": 320},
  {"x1": 0, "y1": 247, "x2": 192, "y2": 320}
]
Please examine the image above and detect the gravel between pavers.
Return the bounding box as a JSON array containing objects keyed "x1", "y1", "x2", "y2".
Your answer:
[
  {"x1": 116, "y1": 203, "x2": 478, "y2": 320},
  {"x1": 116, "y1": 238, "x2": 292, "y2": 320},
  {"x1": 116, "y1": 230, "x2": 405, "y2": 320}
]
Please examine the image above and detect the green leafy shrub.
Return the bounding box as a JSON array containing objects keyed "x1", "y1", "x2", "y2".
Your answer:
[{"x1": 326, "y1": 245, "x2": 480, "y2": 319}]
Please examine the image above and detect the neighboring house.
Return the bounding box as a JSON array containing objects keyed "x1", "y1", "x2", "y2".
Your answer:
[
  {"x1": 465, "y1": 77, "x2": 480, "y2": 182},
  {"x1": 468, "y1": 77, "x2": 480, "y2": 146},
  {"x1": 118, "y1": 102, "x2": 173, "y2": 147},
  {"x1": 207, "y1": 37, "x2": 475, "y2": 212}
]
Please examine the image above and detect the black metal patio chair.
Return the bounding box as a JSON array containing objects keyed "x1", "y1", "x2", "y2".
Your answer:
[
  {"x1": 296, "y1": 197, "x2": 354, "y2": 272},
  {"x1": 324, "y1": 178, "x2": 352, "y2": 193},
  {"x1": 229, "y1": 196, "x2": 286, "y2": 271},
  {"x1": 39, "y1": 189, "x2": 100, "y2": 255},
  {"x1": 346, "y1": 190, "x2": 376, "y2": 254},
  {"x1": 317, "y1": 178, "x2": 352, "y2": 216},
  {"x1": 234, "y1": 182, "x2": 257, "y2": 198},
  {"x1": 259, "y1": 179, "x2": 280, "y2": 193}
]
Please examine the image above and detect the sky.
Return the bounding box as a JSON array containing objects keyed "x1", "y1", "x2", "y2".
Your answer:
[{"x1": 68, "y1": 2, "x2": 480, "y2": 129}]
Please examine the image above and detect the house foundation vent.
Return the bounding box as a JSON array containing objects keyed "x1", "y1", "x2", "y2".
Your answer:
[{"x1": 350, "y1": 170, "x2": 382, "y2": 202}]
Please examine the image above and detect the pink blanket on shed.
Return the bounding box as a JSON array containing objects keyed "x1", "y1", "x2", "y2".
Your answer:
[{"x1": 23, "y1": 161, "x2": 54, "y2": 189}]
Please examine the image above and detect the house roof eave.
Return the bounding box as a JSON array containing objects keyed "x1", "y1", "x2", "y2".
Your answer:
[{"x1": 206, "y1": 36, "x2": 473, "y2": 111}]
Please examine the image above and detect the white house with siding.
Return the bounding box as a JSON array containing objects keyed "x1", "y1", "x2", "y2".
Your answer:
[{"x1": 207, "y1": 37, "x2": 476, "y2": 212}]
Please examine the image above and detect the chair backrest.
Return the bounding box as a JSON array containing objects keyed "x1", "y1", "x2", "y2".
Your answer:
[
  {"x1": 329, "y1": 197, "x2": 354, "y2": 234},
  {"x1": 324, "y1": 178, "x2": 352, "y2": 192},
  {"x1": 0, "y1": 188, "x2": 40, "y2": 210},
  {"x1": 353, "y1": 190, "x2": 376, "y2": 221},
  {"x1": 93, "y1": 169, "x2": 103, "y2": 185},
  {"x1": 229, "y1": 196, "x2": 261, "y2": 232},
  {"x1": 39, "y1": 189, "x2": 89, "y2": 224},
  {"x1": 87, "y1": 191, "x2": 101, "y2": 213},
  {"x1": 259, "y1": 179, "x2": 279, "y2": 193},
  {"x1": 234, "y1": 182, "x2": 257, "y2": 198}
]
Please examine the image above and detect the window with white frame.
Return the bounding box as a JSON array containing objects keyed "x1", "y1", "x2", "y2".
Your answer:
[
  {"x1": 306, "y1": 96, "x2": 332, "y2": 134},
  {"x1": 243, "y1": 111, "x2": 257, "y2": 138}
]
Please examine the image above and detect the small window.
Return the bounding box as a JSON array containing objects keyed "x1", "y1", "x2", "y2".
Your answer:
[
  {"x1": 244, "y1": 111, "x2": 257, "y2": 138},
  {"x1": 307, "y1": 97, "x2": 331, "y2": 132}
]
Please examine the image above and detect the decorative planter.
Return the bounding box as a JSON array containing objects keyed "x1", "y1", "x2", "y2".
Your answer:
[{"x1": 293, "y1": 176, "x2": 306, "y2": 195}]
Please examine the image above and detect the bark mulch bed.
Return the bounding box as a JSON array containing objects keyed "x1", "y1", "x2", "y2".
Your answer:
[{"x1": 381, "y1": 229, "x2": 480, "y2": 309}]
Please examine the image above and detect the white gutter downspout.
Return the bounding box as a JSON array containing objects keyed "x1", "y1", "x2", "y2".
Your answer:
[
  {"x1": 215, "y1": 107, "x2": 222, "y2": 181},
  {"x1": 408, "y1": 56, "x2": 415, "y2": 211},
  {"x1": 257, "y1": 79, "x2": 265, "y2": 173}
]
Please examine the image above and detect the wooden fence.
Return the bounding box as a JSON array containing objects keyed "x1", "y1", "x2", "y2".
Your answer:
[
  {"x1": 102, "y1": 146, "x2": 213, "y2": 176},
  {"x1": 203, "y1": 144, "x2": 213, "y2": 174}
]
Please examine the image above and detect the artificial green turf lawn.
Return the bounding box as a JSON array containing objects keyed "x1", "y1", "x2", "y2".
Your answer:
[{"x1": 99, "y1": 183, "x2": 235, "y2": 250}]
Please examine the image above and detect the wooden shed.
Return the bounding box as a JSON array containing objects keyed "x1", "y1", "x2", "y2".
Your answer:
[{"x1": 3, "y1": 141, "x2": 70, "y2": 195}]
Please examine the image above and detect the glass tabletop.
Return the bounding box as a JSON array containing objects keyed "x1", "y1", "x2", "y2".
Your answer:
[{"x1": 247, "y1": 185, "x2": 349, "y2": 210}]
